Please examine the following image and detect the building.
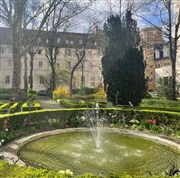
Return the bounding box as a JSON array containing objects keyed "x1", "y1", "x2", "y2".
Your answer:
[
  {"x1": 0, "y1": 27, "x2": 105, "y2": 92},
  {"x1": 140, "y1": 27, "x2": 172, "y2": 90}
]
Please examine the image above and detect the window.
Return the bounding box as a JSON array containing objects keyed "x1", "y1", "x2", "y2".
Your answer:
[
  {"x1": 79, "y1": 40, "x2": 83, "y2": 44},
  {"x1": 39, "y1": 76, "x2": 44, "y2": 84},
  {"x1": 37, "y1": 38, "x2": 42, "y2": 43},
  {"x1": 90, "y1": 73, "x2": 95, "y2": 81},
  {"x1": 146, "y1": 31, "x2": 153, "y2": 42},
  {"x1": 67, "y1": 61, "x2": 71, "y2": 70},
  {"x1": 65, "y1": 49, "x2": 71, "y2": 56},
  {"x1": 28, "y1": 76, "x2": 31, "y2": 84},
  {"x1": 91, "y1": 82, "x2": 95, "y2": 87},
  {"x1": 89, "y1": 63, "x2": 93, "y2": 70},
  {"x1": 155, "y1": 50, "x2": 160, "y2": 59},
  {"x1": 5, "y1": 75, "x2": 10, "y2": 84},
  {"x1": 158, "y1": 64, "x2": 160, "y2": 68},
  {"x1": 98, "y1": 73, "x2": 103, "y2": 80},
  {"x1": 65, "y1": 40, "x2": 69, "y2": 44},
  {"x1": 57, "y1": 38, "x2": 61, "y2": 43},
  {"x1": 0, "y1": 46, "x2": 4, "y2": 53},
  {"x1": 38, "y1": 49, "x2": 42, "y2": 54},
  {"x1": 70, "y1": 41, "x2": 73, "y2": 44},
  {"x1": 39, "y1": 61, "x2": 43, "y2": 67},
  {"x1": 7, "y1": 60, "x2": 12, "y2": 66},
  {"x1": 46, "y1": 39, "x2": 49, "y2": 44},
  {"x1": 88, "y1": 51, "x2": 92, "y2": 56},
  {"x1": 163, "y1": 46, "x2": 169, "y2": 57}
]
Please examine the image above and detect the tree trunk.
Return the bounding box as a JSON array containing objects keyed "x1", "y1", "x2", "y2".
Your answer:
[
  {"x1": 50, "y1": 63, "x2": 56, "y2": 90},
  {"x1": 70, "y1": 68, "x2": 76, "y2": 92},
  {"x1": 24, "y1": 53, "x2": 28, "y2": 91},
  {"x1": 168, "y1": 2, "x2": 177, "y2": 100},
  {"x1": 12, "y1": 29, "x2": 22, "y2": 99},
  {"x1": 81, "y1": 64, "x2": 85, "y2": 88},
  {"x1": 11, "y1": 1, "x2": 25, "y2": 100},
  {"x1": 29, "y1": 53, "x2": 35, "y2": 89}
]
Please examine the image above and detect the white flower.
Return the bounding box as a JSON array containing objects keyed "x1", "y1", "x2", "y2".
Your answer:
[
  {"x1": 81, "y1": 116, "x2": 85, "y2": 120},
  {"x1": 59, "y1": 169, "x2": 73, "y2": 176},
  {"x1": 1, "y1": 139, "x2": 4, "y2": 143}
]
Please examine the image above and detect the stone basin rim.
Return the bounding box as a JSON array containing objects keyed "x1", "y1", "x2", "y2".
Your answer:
[{"x1": 2, "y1": 127, "x2": 180, "y2": 166}]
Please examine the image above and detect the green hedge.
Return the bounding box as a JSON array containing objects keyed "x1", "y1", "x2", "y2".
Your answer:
[
  {"x1": 0, "y1": 161, "x2": 175, "y2": 178},
  {"x1": 60, "y1": 99, "x2": 106, "y2": 108},
  {"x1": 21, "y1": 100, "x2": 41, "y2": 111},
  {"x1": 0, "y1": 108, "x2": 179, "y2": 133},
  {"x1": 0, "y1": 109, "x2": 179, "y2": 178}
]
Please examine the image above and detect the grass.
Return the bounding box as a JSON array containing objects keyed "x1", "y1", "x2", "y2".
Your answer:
[{"x1": 140, "y1": 97, "x2": 180, "y2": 110}]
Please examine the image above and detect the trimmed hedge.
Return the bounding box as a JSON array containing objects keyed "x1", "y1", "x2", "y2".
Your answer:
[
  {"x1": 0, "y1": 108, "x2": 179, "y2": 132},
  {"x1": 0, "y1": 109, "x2": 179, "y2": 178},
  {"x1": 21, "y1": 100, "x2": 41, "y2": 111},
  {"x1": 0, "y1": 161, "x2": 176, "y2": 178}
]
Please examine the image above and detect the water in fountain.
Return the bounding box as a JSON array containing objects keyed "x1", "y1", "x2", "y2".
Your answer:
[{"x1": 84, "y1": 102, "x2": 106, "y2": 149}]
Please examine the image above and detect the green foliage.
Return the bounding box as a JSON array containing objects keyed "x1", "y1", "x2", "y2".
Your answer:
[
  {"x1": 93, "y1": 86, "x2": 107, "y2": 101},
  {"x1": 74, "y1": 87, "x2": 96, "y2": 96},
  {"x1": 0, "y1": 108, "x2": 179, "y2": 139},
  {"x1": 21, "y1": 100, "x2": 41, "y2": 111},
  {"x1": 0, "y1": 88, "x2": 12, "y2": 101},
  {"x1": 102, "y1": 11, "x2": 145, "y2": 106},
  {"x1": 53, "y1": 87, "x2": 71, "y2": 100},
  {"x1": 27, "y1": 88, "x2": 37, "y2": 100},
  {"x1": 140, "y1": 98, "x2": 180, "y2": 111},
  {"x1": 0, "y1": 161, "x2": 177, "y2": 178}
]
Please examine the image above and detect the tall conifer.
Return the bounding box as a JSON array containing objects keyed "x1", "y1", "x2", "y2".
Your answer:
[{"x1": 102, "y1": 10, "x2": 145, "y2": 106}]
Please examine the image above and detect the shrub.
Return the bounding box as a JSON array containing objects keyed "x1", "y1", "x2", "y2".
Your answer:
[
  {"x1": 53, "y1": 87, "x2": 71, "y2": 100},
  {"x1": 27, "y1": 88, "x2": 37, "y2": 100},
  {"x1": 21, "y1": 100, "x2": 41, "y2": 111},
  {"x1": 77, "y1": 87, "x2": 95, "y2": 95},
  {"x1": 93, "y1": 86, "x2": 106, "y2": 101}
]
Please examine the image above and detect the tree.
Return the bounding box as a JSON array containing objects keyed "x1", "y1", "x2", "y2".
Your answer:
[
  {"x1": 0, "y1": 0, "x2": 70, "y2": 99},
  {"x1": 102, "y1": 11, "x2": 145, "y2": 106},
  {"x1": 134, "y1": 0, "x2": 180, "y2": 100},
  {"x1": 44, "y1": 1, "x2": 92, "y2": 91}
]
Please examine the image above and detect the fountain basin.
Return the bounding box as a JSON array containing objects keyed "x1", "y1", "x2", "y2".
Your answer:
[{"x1": 3, "y1": 128, "x2": 180, "y2": 176}]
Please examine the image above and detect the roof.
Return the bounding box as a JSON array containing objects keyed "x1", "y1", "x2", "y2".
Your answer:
[{"x1": 0, "y1": 27, "x2": 105, "y2": 49}]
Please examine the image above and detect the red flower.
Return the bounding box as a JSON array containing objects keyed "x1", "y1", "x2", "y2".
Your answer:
[{"x1": 148, "y1": 119, "x2": 156, "y2": 124}]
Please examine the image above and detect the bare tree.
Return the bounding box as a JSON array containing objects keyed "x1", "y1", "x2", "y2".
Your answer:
[
  {"x1": 42, "y1": 0, "x2": 93, "y2": 91},
  {"x1": 133, "y1": 0, "x2": 180, "y2": 100},
  {"x1": 0, "y1": 0, "x2": 70, "y2": 99}
]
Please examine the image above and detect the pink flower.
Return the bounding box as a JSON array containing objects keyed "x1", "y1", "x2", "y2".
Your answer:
[{"x1": 148, "y1": 119, "x2": 156, "y2": 124}]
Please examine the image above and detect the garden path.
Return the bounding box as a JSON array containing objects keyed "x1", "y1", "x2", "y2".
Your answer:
[{"x1": 37, "y1": 96, "x2": 64, "y2": 109}]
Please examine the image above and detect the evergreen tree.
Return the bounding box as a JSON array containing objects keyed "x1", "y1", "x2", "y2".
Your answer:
[{"x1": 102, "y1": 10, "x2": 145, "y2": 106}]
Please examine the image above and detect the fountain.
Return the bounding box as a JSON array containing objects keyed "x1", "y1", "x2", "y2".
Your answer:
[
  {"x1": 84, "y1": 102, "x2": 106, "y2": 149},
  {"x1": 15, "y1": 104, "x2": 180, "y2": 176}
]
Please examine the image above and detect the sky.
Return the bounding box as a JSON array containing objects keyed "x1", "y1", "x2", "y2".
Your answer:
[
  {"x1": 71, "y1": 0, "x2": 151, "y2": 33},
  {"x1": 0, "y1": 0, "x2": 163, "y2": 33}
]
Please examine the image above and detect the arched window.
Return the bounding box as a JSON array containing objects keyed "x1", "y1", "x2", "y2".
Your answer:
[
  {"x1": 163, "y1": 46, "x2": 169, "y2": 57},
  {"x1": 155, "y1": 49, "x2": 160, "y2": 59}
]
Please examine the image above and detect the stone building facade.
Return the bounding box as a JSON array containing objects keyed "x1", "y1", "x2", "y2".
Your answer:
[
  {"x1": 140, "y1": 27, "x2": 171, "y2": 90},
  {"x1": 0, "y1": 27, "x2": 104, "y2": 92}
]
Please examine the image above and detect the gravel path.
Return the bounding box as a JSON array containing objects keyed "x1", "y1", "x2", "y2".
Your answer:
[{"x1": 37, "y1": 96, "x2": 63, "y2": 109}]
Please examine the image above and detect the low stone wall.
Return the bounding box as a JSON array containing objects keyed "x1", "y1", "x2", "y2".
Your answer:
[{"x1": 2, "y1": 128, "x2": 180, "y2": 166}]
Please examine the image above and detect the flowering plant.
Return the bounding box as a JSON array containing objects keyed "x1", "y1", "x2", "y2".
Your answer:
[
  {"x1": 148, "y1": 119, "x2": 156, "y2": 124},
  {"x1": 59, "y1": 169, "x2": 73, "y2": 177}
]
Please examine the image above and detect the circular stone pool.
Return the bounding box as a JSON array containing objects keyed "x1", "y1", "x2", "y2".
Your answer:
[{"x1": 17, "y1": 129, "x2": 180, "y2": 176}]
